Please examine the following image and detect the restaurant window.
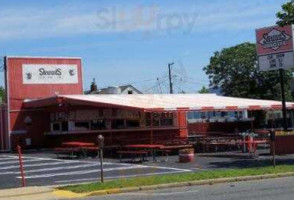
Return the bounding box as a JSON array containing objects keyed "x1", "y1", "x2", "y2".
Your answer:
[
  {"x1": 201, "y1": 112, "x2": 206, "y2": 119},
  {"x1": 112, "y1": 119, "x2": 125, "y2": 129},
  {"x1": 91, "y1": 119, "x2": 106, "y2": 130},
  {"x1": 74, "y1": 121, "x2": 90, "y2": 131},
  {"x1": 221, "y1": 112, "x2": 227, "y2": 117},
  {"x1": 152, "y1": 113, "x2": 160, "y2": 126},
  {"x1": 61, "y1": 122, "x2": 68, "y2": 131},
  {"x1": 145, "y1": 112, "x2": 151, "y2": 127},
  {"x1": 146, "y1": 119, "x2": 151, "y2": 127},
  {"x1": 160, "y1": 118, "x2": 173, "y2": 126},
  {"x1": 126, "y1": 120, "x2": 140, "y2": 127},
  {"x1": 51, "y1": 121, "x2": 68, "y2": 132},
  {"x1": 51, "y1": 122, "x2": 61, "y2": 132},
  {"x1": 160, "y1": 112, "x2": 173, "y2": 126}
]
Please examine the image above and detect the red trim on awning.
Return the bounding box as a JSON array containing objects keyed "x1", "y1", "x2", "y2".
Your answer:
[
  {"x1": 201, "y1": 106, "x2": 215, "y2": 111},
  {"x1": 271, "y1": 105, "x2": 282, "y2": 109},
  {"x1": 225, "y1": 106, "x2": 239, "y2": 110},
  {"x1": 248, "y1": 105, "x2": 262, "y2": 110}
]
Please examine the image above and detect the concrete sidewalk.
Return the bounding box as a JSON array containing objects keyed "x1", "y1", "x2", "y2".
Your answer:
[{"x1": 0, "y1": 186, "x2": 56, "y2": 200}]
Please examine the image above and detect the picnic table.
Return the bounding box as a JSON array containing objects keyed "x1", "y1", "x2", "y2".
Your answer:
[
  {"x1": 122, "y1": 144, "x2": 193, "y2": 162},
  {"x1": 55, "y1": 142, "x2": 98, "y2": 158},
  {"x1": 123, "y1": 144, "x2": 164, "y2": 162}
]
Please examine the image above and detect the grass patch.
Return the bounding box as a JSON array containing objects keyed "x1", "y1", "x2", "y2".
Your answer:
[{"x1": 60, "y1": 165, "x2": 294, "y2": 193}]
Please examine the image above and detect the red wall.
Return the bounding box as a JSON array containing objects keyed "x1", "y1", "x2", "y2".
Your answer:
[
  {"x1": 177, "y1": 110, "x2": 188, "y2": 137},
  {"x1": 5, "y1": 57, "x2": 83, "y2": 150},
  {"x1": 6, "y1": 57, "x2": 83, "y2": 111},
  {"x1": 274, "y1": 135, "x2": 294, "y2": 155}
]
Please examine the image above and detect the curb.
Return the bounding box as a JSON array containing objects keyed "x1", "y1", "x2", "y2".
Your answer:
[{"x1": 54, "y1": 172, "x2": 294, "y2": 198}]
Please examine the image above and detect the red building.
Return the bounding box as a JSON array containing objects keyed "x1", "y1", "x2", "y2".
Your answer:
[{"x1": 1, "y1": 56, "x2": 294, "y2": 152}]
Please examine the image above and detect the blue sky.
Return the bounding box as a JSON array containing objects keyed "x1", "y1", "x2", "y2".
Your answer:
[{"x1": 0, "y1": 0, "x2": 289, "y2": 93}]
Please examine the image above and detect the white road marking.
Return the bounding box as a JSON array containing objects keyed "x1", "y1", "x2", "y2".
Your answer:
[
  {"x1": 0, "y1": 161, "x2": 73, "y2": 170},
  {"x1": 120, "y1": 190, "x2": 199, "y2": 196},
  {"x1": 0, "y1": 159, "x2": 42, "y2": 165},
  {"x1": 17, "y1": 156, "x2": 82, "y2": 162},
  {"x1": 17, "y1": 165, "x2": 149, "y2": 179},
  {"x1": 0, "y1": 164, "x2": 98, "y2": 175},
  {"x1": 147, "y1": 165, "x2": 192, "y2": 172},
  {"x1": 0, "y1": 157, "x2": 18, "y2": 161}
]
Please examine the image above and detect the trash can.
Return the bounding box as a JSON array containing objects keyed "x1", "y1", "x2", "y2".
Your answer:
[{"x1": 179, "y1": 148, "x2": 194, "y2": 163}]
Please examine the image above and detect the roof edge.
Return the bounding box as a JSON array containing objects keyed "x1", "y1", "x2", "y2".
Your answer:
[{"x1": 6, "y1": 56, "x2": 81, "y2": 59}]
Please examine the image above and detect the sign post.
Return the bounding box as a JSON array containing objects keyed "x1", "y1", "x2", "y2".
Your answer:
[
  {"x1": 97, "y1": 135, "x2": 104, "y2": 183},
  {"x1": 279, "y1": 69, "x2": 288, "y2": 131},
  {"x1": 256, "y1": 25, "x2": 294, "y2": 131},
  {"x1": 270, "y1": 129, "x2": 276, "y2": 168},
  {"x1": 17, "y1": 145, "x2": 26, "y2": 187}
]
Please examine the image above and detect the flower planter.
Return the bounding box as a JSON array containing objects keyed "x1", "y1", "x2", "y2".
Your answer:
[{"x1": 179, "y1": 148, "x2": 194, "y2": 163}]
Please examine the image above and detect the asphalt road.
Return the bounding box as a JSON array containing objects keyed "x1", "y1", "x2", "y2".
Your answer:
[{"x1": 77, "y1": 177, "x2": 294, "y2": 200}]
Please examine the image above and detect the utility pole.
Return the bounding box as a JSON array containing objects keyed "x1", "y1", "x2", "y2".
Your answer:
[
  {"x1": 279, "y1": 69, "x2": 288, "y2": 131},
  {"x1": 168, "y1": 62, "x2": 174, "y2": 94}
]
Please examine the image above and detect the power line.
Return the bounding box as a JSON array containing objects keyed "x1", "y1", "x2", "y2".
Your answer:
[{"x1": 142, "y1": 77, "x2": 169, "y2": 93}]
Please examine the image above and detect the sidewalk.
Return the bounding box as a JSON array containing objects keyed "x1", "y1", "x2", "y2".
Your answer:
[{"x1": 0, "y1": 186, "x2": 56, "y2": 200}]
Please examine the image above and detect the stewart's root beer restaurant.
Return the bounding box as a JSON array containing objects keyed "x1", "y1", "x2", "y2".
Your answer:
[{"x1": 1, "y1": 56, "x2": 294, "y2": 154}]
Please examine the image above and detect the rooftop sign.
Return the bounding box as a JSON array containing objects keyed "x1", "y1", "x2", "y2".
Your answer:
[{"x1": 22, "y1": 64, "x2": 78, "y2": 84}]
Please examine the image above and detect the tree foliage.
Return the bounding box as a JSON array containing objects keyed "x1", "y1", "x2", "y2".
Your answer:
[
  {"x1": 0, "y1": 86, "x2": 5, "y2": 103},
  {"x1": 277, "y1": 0, "x2": 294, "y2": 26},
  {"x1": 198, "y1": 86, "x2": 210, "y2": 94},
  {"x1": 203, "y1": 42, "x2": 293, "y2": 101}
]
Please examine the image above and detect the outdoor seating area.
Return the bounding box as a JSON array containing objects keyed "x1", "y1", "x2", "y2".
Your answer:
[
  {"x1": 54, "y1": 141, "x2": 99, "y2": 158},
  {"x1": 52, "y1": 130, "x2": 271, "y2": 163}
]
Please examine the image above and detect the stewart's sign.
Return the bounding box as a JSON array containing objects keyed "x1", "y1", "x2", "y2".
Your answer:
[
  {"x1": 22, "y1": 64, "x2": 78, "y2": 84},
  {"x1": 256, "y1": 25, "x2": 294, "y2": 71}
]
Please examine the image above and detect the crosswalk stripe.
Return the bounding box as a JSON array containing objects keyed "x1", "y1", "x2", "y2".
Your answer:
[
  {"x1": 0, "y1": 161, "x2": 73, "y2": 170},
  {"x1": 0, "y1": 157, "x2": 18, "y2": 161},
  {"x1": 0, "y1": 161, "x2": 117, "y2": 171},
  {"x1": 0, "y1": 159, "x2": 48, "y2": 165},
  {"x1": 0, "y1": 164, "x2": 98, "y2": 175}
]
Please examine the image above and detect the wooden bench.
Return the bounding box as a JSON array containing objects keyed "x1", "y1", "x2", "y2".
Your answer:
[
  {"x1": 117, "y1": 150, "x2": 148, "y2": 163},
  {"x1": 54, "y1": 147, "x2": 81, "y2": 158}
]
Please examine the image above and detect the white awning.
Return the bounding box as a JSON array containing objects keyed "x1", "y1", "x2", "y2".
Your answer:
[{"x1": 24, "y1": 93, "x2": 294, "y2": 111}]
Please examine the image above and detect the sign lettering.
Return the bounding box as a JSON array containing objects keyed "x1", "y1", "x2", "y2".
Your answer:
[{"x1": 22, "y1": 64, "x2": 78, "y2": 84}]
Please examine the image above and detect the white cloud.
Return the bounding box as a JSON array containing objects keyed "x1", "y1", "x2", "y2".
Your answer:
[{"x1": 0, "y1": 1, "x2": 284, "y2": 41}]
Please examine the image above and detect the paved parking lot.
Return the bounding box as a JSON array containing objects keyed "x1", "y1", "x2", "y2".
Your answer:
[
  {"x1": 0, "y1": 153, "x2": 191, "y2": 189},
  {"x1": 2, "y1": 149, "x2": 294, "y2": 189}
]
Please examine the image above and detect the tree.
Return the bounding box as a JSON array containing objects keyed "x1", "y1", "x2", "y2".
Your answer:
[
  {"x1": 277, "y1": 0, "x2": 294, "y2": 26},
  {"x1": 0, "y1": 86, "x2": 5, "y2": 103},
  {"x1": 203, "y1": 42, "x2": 293, "y2": 101},
  {"x1": 198, "y1": 86, "x2": 210, "y2": 94}
]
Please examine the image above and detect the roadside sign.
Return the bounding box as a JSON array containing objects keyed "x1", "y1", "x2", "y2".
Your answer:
[
  {"x1": 258, "y1": 51, "x2": 294, "y2": 71},
  {"x1": 256, "y1": 25, "x2": 294, "y2": 71}
]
